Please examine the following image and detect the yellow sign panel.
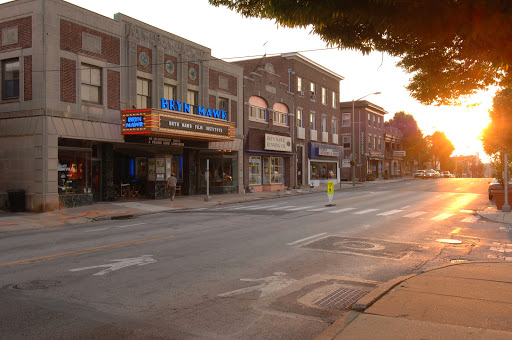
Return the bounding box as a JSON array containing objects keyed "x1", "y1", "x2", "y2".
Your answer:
[{"x1": 327, "y1": 181, "x2": 334, "y2": 194}]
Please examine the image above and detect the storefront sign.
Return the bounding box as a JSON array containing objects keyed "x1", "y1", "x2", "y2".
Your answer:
[
  {"x1": 394, "y1": 150, "x2": 406, "y2": 157},
  {"x1": 308, "y1": 142, "x2": 343, "y2": 159},
  {"x1": 342, "y1": 159, "x2": 351, "y2": 168},
  {"x1": 319, "y1": 147, "x2": 340, "y2": 157},
  {"x1": 160, "y1": 98, "x2": 227, "y2": 120},
  {"x1": 121, "y1": 109, "x2": 235, "y2": 141},
  {"x1": 147, "y1": 137, "x2": 184, "y2": 146},
  {"x1": 370, "y1": 151, "x2": 383, "y2": 158},
  {"x1": 264, "y1": 134, "x2": 292, "y2": 152}
]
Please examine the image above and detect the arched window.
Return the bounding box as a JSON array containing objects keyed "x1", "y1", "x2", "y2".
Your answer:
[
  {"x1": 248, "y1": 96, "x2": 268, "y2": 121},
  {"x1": 272, "y1": 102, "x2": 289, "y2": 126}
]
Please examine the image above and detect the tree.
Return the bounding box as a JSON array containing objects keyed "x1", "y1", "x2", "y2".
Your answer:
[
  {"x1": 481, "y1": 88, "x2": 512, "y2": 157},
  {"x1": 385, "y1": 111, "x2": 428, "y2": 168},
  {"x1": 425, "y1": 131, "x2": 455, "y2": 170},
  {"x1": 210, "y1": 0, "x2": 512, "y2": 105}
]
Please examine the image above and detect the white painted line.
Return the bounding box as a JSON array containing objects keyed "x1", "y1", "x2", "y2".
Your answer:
[
  {"x1": 456, "y1": 188, "x2": 462, "y2": 191},
  {"x1": 461, "y1": 216, "x2": 480, "y2": 223},
  {"x1": 431, "y1": 213, "x2": 454, "y2": 221},
  {"x1": 246, "y1": 205, "x2": 280, "y2": 210},
  {"x1": 194, "y1": 208, "x2": 208, "y2": 211},
  {"x1": 436, "y1": 194, "x2": 443, "y2": 198},
  {"x1": 287, "y1": 233, "x2": 327, "y2": 246},
  {"x1": 377, "y1": 209, "x2": 403, "y2": 216},
  {"x1": 403, "y1": 211, "x2": 428, "y2": 218},
  {"x1": 85, "y1": 227, "x2": 111, "y2": 233},
  {"x1": 330, "y1": 207, "x2": 356, "y2": 213},
  {"x1": 287, "y1": 206, "x2": 315, "y2": 211},
  {"x1": 353, "y1": 209, "x2": 379, "y2": 215},
  {"x1": 268, "y1": 206, "x2": 296, "y2": 210},
  {"x1": 307, "y1": 207, "x2": 331, "y2": 212},
  {"x1": 401, "y1": 206, "x2": 410, "y2": 209},
  {"x1": 117, "y1": 222, "x2": 146, "y2": 228}
]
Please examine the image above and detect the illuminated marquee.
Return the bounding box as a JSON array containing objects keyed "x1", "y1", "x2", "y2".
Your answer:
[
  {"x1": 125, "y1": 115, "x2": 144, "y2": 128},
  {"x1": 160, "y1": 98, "x2": 227, "y2": 120}
]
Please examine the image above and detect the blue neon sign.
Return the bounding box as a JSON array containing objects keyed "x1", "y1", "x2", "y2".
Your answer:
[
  {"x1": 125, "y1": 115, "x2": 144, "y2": 128},
  {"x1": 161, "y1": 98, "x2": 227, "y2": 120}
]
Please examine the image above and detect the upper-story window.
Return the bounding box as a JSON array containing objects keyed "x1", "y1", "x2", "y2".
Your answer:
[
  {"x1": 310, "y1": 82, "x2": 316, "y2": 100},
  {"x1": 368, "y1": 113, "x2": 371, "y2": 125},
  {"x1": 321, "y1": 87, "x2": 327, "y2": 105},
  {"x1": 297, "y1": 108, "x2": 303, "y2": 128},
  {"x1": 164, "y1": 84, "x2": 176, "y2": 101},
  {"x1": 187, "y1": 90, "x2": 198, "y2": 113},
  {"x1": 81, "y1": 64, "x2": 102, "y2": 104},
  {"x1": 321, "y1": 116, "x2": 327, "y2": 132},
  {"x1": 341, "y1": 113, "x2": 351, "y2": 127},
  {"x1": 378, "y1": 137, "x2": 382, "y2": 150},
  {"x1": 219, "y1": 97, "x2": 229, "y2": 118},
  {"x1": 2, "y1": 58, "x2": 19, "y2": 100},
  {"x1": 137, "y1": 77, "x2": 151, "y2": 109},
  {"x1": 273, "y1": 102, "x2": 289, "y2": 126},
  {"x1": 297, "y1": 76, "x2": 303, "y2": 95},
  {"x1": 332, "y1": 91, "x2": 337, "y2": 108},
  {"x1": 332, "y1": 117, "x2": 337, "y2": 135},
  {"x1": 310, "y1": 112, "x2": 316, "y2": 130},
  {"x1": 248, "y1": 95, "x2": 268, "y2": 122},
  {"x1": 342, "y1": 136, "x2": 351, "y2": 149}
]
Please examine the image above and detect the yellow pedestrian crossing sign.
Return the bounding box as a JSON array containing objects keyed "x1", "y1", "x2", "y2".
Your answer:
[{"x1": 327, "y1": 181, "x2": 334, "y2": 194}]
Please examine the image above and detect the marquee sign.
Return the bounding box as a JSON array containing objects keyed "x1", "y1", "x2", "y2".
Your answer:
[{"x1": 121, "y1": 108, "x2": 235, "y2": 141}]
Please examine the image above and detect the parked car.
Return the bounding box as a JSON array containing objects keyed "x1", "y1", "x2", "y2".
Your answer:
[
  {"x1": 488, "y1": 178, "x2": 512, "y2": 200},
  {"x1": 414, "y1": 170, "x2": 426, "y2": 178},
  {"x1": 425, "y1": 169, "x2": 439, "y2": 179},
  {"x1": 442, "y1": 171, "x2": 454, "y2": 178}
]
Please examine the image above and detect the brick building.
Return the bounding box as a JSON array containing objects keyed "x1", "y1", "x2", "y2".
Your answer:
[
  {"x1": 383, "y1": 126, "x2": 404, "y2": 178},
  {"x1": 235, "y1": 53, "x2": 343, "y2": 191},
  {"x1": 339, "y1": 101, "x2": 387, "y2": 180},
  {"x1": 0, "y1": 0, "x2": 243, "y2": 211}
]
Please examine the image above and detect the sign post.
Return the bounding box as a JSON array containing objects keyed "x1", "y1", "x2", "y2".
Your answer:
[
  {"x1": 326, "y1": 181, "x2": 335, "y2": 206},
  {"x1": 204, "y1": 159, "x2": 211, "y2": 202}
]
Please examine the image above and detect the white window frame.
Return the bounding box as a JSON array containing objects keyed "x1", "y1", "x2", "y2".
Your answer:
[
  {"x1": 297, "y1": 76, "x2": 303, "y2": 95},
  {"x1": 164, "y1": 83, "x2": 176, "y2": 101},
  {"x1": 310, "y1": 82, "x2": 316, "y2": 100},
  {"x1": 332, "y1": 117, "x2": 337, "y2": 135},
  {"x1": 81, "y1": 63, "x2": 102, "y2": 104},
  {"x1": 342, "y1": 136, "x2": 351, "y2": 149},
  {"x1": 310, "y1": 112, "x2": 316, "y2": 130},
  {"x1": 2, "y1": 58, "x2": 20, "y2": 100},
  {"x1": 341, "y1": 113, "x2": 351, "y2": 127},
  {"x1": 137, "y1": 77, "x2": 151, "y2": 109},
  {"x1": 297, "y1": 108, "x2": 303, "y2": 128},
  {"x1": 321, "y1": 115, "x2": 327, "y2": 133},
  {"x1": 321, "y1": 87, "x2": 327, "y2": 105},
  {"x1": 273, "y1": 110, "x2": 288, "y2": 126},
  {"x1": 249, "y1": 105, "x2": 267, "y2": 121},
  {"x1": 332, "y1": 91, "x2": 336, "y2": 108}
]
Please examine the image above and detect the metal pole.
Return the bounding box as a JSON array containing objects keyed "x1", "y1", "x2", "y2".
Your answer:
[
  {"x1": 204, "y1": 159, "x2": 211, "y2": 202},
  {"x1": 352, "y1": 100, "x2": 356, "y2": 186},
  {"x1": 503, "y1": 153, "x2": 511, "y2": 212}
]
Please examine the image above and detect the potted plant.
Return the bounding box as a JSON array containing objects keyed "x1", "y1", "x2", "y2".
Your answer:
[
  {"x1": 296, "y1": 184, "x2": 303, "y2": 193},
  {"x1": 247, "y1": 186, "x2": 255, "y2": 193},
  {"x1": 285, "y1": 187, "x2": 292, "y2": 195}
]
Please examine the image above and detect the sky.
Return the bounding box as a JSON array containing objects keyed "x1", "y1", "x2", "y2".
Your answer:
[{"x1": 4, "y1": 0, "x2": 494, "y2": 161}]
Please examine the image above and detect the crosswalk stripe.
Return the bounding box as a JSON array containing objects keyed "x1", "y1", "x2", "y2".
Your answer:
[
  {"x1": 330, "y1": 207, "x2": 356, "y2": 213},
  {"x1": 403, "y1": 211, "x2": 427, "y2": 218},
  {"x1": 353, "y1": 209, "x2": 379, "y2": 215},
  {"x1": 307, "y1": 207, "x2": 331, "y2": 212},
  {"x1": 246, "y1": 205, "x2": 279, "y2": 210},
  {"x1": 268, "y1": 205, "x2": 295, "y2": 210},
  {"x1": 461, "y1": 215, "x2": 480, "y2": 223},
  {"x1": 431, "y1": 213, "x2": 454, "y2": 221},
  {"x1": 377, "y1": 209, "x2": 403, "y2": 216},
  {"x1": 287, "y1": 206, "x2": 314, "y2": 211}
]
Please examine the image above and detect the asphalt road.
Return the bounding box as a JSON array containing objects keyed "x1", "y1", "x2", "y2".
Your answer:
[{"x1": 0, "y1": 178, "x2": 507, "y2": 339}]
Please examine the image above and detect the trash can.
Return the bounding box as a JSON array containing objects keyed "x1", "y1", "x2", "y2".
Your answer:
[{"x1": 7, "y1": 189, "x2": 26, "y2": 212}]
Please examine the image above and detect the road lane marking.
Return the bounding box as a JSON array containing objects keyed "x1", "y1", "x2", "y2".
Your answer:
[
  {"x1": 450, "y1": 227, "x2": 462, "y2": 235},
  {"x1": 85, "y1": 222, "x2": 146, "y2": 233},
  {"x1": 400, "y1": 206, "x2": 410, "y2": 209},
  {"x1": 431, "y1": 213, "x2": 454, "y2": 221},
  {"x1": 287, "y1": 233, "x2": 327, "y2": 246},
  {"x1": 307, "y1": 207, "x2": 331, "y2": 212},
  {"x1": 287, "y1": 206, "x2": 314, "y2": 211},
  {"x1": 436, "y1": 194, "x2": 443, "y2": 197},
  {"x1": 0, "y1": 235, "x2": 174, "y2": 268},
  {"x1": 69, "y1": 255, "x2": 157, "y2": 276},
  {"x1": 403, "y1": 211, "x2": 427, "y2": 218},
  {"x1": 268, "y1": 206, "x2": 296, "y2": 210},
  {"x1": 330, "y1": 207, "x2": 356, "y2": 213},
  {"x1": 377, "y1": 209, "x2": 403, "y2": 216},
  {"x1": 456, "y1": 188, "x2": 462, "y2": 190},
  {"x1": 246, "y1": 205, "x2": 277, "y2": 210},
  {"x1": 353, "y1": 209, "x2": 379, "y2": 215},
  {"x1": 461, "y1": 216, "x2": 480, "y2": 223}
]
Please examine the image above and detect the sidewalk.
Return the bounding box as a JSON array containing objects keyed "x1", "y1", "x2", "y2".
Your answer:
[
  {"x1": 317, "y1": 262, "x2": 512, "y2": 340},
  {"x1": 0, "y1": 178, "x2": 403, "y2": 233}
]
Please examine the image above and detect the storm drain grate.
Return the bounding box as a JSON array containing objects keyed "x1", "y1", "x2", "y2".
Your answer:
[{"x1": 314, "y1": 287, "x2": 370, "y2": 310}]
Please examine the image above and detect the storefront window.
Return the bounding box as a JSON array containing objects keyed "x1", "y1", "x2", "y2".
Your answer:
[
  {"x1": 249, "y1": 156, "x2": 261, "y2": 185},
  {"x1": 310, "y1": 161, "x2": 337, "y2": 180},
  {"x1": 199, "y1": 151, "x2": 237, "y2": 193},
  {"x1": 58, "y1": 141, "x2": 92, "y2": 195},
  {"x1": 262, "y1": 157, "x2": 283, "y2": 184}
]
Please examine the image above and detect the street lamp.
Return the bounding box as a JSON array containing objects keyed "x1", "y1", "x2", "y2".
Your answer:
[{"x1": 352, "y1": 92, "x2": 381, "y2": 186}]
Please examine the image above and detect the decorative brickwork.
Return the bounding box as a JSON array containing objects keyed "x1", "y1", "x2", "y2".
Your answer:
[
  {"x1": 60, "y1": 58, "x2": 76, "y2": 103},
  {"x1": 23, "y1": 55, "x2": 32, "y2": 101},
  {"x1": 107, "y1": 70, "x2": 120, "y2": 110},
  {"x1": 231, "y1": 100, "x2": 237, "y2": 125},
  {"x1": 209, "y1": 69, "x2": 237, "y2": 96},
  {"x1": 60, "y1": 19, "x2": 120, "y2": 65},
  {"x1": 164, "y1": 54, "x2": 177, "y2": 80},
  {"x1": 137, "y1": 45, "x2": 152, "y2": 73},
  {"x1": 0, "y1": 16, "x2": 31, "y2": 52},
  {"x1": 188, "y1": 62, "x2": 199, "y2": 86},
  {"x1": 209, "y1": 94, "x2": 216, "y2": 110}
]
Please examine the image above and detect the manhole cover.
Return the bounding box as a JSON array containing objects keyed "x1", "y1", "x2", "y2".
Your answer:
[
  {"x1": 314, "y1": 287, "x2": 369, "y2": 310},
  {"x1": 11, "y1": 280, "x2": 62, "y2": 290},
  {"x1": 436, "y1": 239, "x2": 462, "y2": 244},
  {"x1": 340, "y1": 241, "x2": 375, "y2": 249}
]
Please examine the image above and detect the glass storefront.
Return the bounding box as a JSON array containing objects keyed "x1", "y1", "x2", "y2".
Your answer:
[
  {"x1": 249, "y1": 156, "x2": 284, "y2": 186},
  {"x1": 249, "y1": 156, "x2": 261, "y2": 185},
  {"x1": 58, "y1": 139, "x2": 92, "y2": 195},
  {"x1": 310, "y1": 161, "x2": 338, "y2": 180},
  {"x1": 199, "y1": 151, "x2": 238, "y2": 194}
]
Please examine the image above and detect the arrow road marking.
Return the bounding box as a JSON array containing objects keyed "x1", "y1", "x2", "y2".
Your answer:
[
  {"x1": 218, "y1": 272, "x2": 296, "y2": 298},
  {"x1": 69, "y1": 255, "x2": 157, "y2": 276}
]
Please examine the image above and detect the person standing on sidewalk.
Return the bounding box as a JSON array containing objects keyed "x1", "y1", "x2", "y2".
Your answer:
[{"x1": 167, "y1": 173, "x2": 177, "y2": 201}]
